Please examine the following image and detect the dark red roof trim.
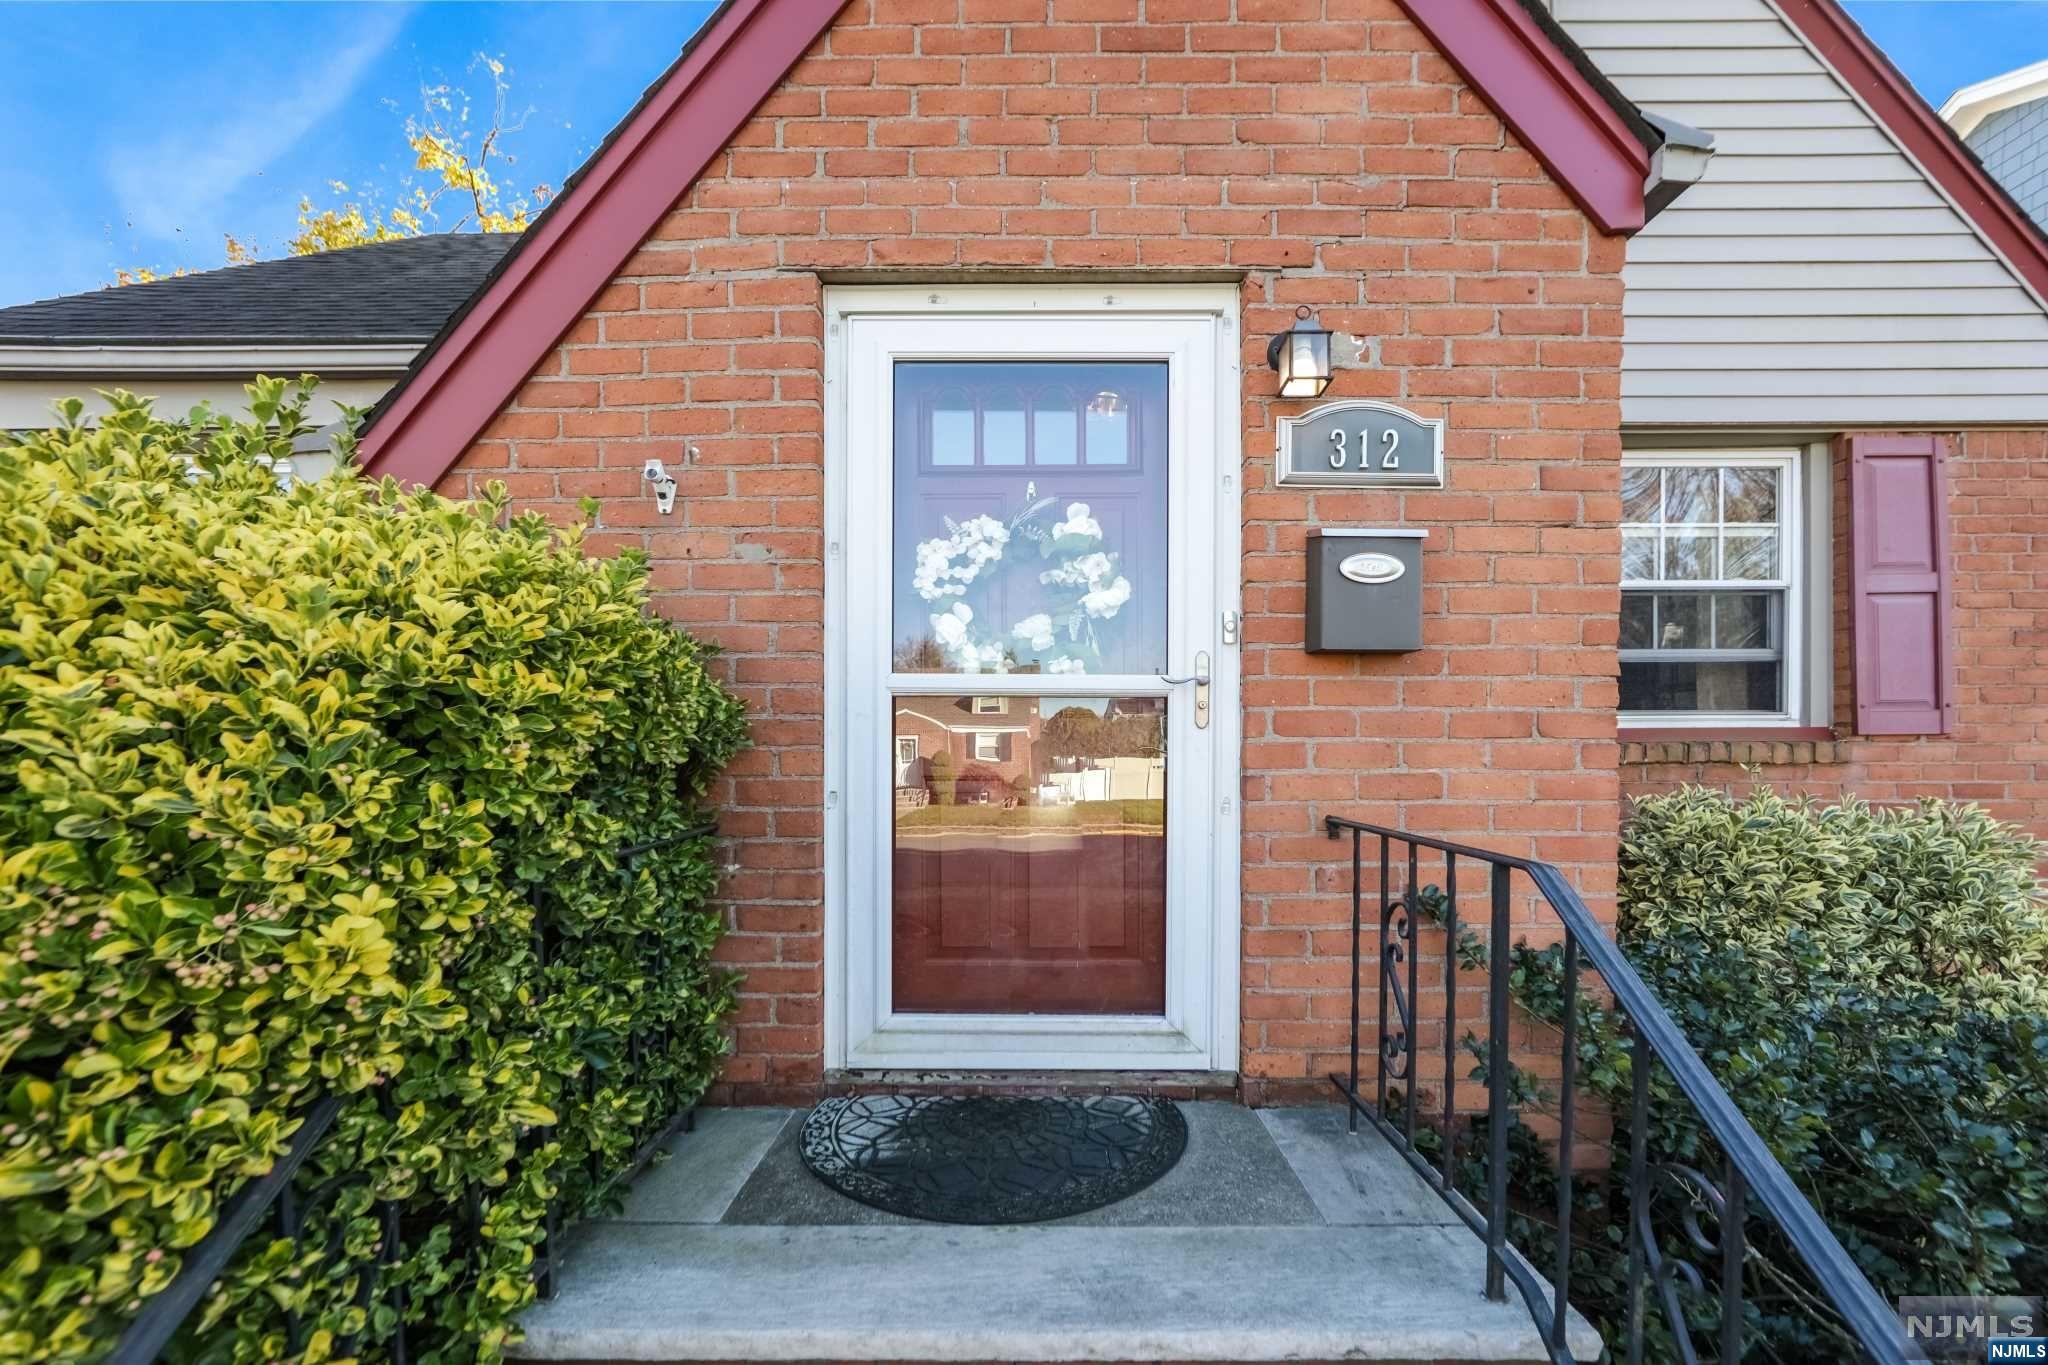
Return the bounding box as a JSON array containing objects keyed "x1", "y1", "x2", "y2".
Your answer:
[
  {"x1": 359, "y1": 0, "x2": 847, "y2": 483},
  {"x1": 1775, "y1": 0, "x2": 2048, "y2": 305},
  {"x1": 364, "y1": 0, "x2": 1652, "y2": 484},
  {"x1": 1394, "y1": 0, "x2": 1652, "y2": 235}
]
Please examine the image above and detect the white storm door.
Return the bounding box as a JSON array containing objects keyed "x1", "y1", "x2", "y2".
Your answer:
[{"x1": 825, "y1": 287, "x2": 1240, "y2": 1072}]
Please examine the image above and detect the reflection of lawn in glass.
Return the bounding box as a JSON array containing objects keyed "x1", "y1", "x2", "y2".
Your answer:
[{"x1": 896, "y1": 799, "x2": 1164, "y2": 833}]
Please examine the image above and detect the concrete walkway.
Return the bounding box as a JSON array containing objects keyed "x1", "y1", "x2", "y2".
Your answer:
[{"x1": 512, "y1": 1103, "x2": 1599, "y2": 1363}]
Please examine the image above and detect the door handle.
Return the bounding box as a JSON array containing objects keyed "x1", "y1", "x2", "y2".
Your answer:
[{"x1": 1159, "y1": 651, "x2": 1212, "y2": 729}]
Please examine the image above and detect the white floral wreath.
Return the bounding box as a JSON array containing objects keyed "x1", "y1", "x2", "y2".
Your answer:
[{"x1": 912, "y1": 485, "x2": 1133, "y2": 674}]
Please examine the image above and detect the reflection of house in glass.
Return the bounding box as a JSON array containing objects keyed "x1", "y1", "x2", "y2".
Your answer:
[
  {"x1": 890, "y1": 693, "x2": 1168, "y2": 1014},
  {"x1": 891, "y1": 695, "x2": 1165, "y2": 813}
]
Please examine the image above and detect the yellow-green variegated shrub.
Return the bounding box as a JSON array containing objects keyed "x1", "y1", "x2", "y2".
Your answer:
[
  {"x1": 1621, "y1": 785, "x2": 2048, "y2": 1012},
  {"x1": 0, "y1": 383, "x2": 747, "y2": 1363}
]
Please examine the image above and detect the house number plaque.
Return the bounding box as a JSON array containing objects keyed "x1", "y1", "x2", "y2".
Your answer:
[{"x1": 1275, "y1": 399, "x2": 1445, "y2": 488}]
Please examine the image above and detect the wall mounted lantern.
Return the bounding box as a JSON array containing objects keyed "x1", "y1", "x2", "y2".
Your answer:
[{"x1": 1266, "y1": 305, "x2": 1333, "y2": 399}]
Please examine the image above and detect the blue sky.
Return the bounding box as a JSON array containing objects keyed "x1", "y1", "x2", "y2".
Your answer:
[
  {"x1": 0, "y1": 1, "x2": 2040, "y2": 309},
  {"x1": 0, "y1": 2, "x2": 715, "y2": 307},
  {"x1": 1843, "y1": 1, "x2": 2048, "y2": 102}
]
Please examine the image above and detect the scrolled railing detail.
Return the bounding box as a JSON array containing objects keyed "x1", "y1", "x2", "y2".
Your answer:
[
  {"x1": 1324, "y1": 815, "x2": 1905, "y2": 1365},
  {"x1": 1633, "y1": 1160, "x2": 1750, "y2": 1365},
  {"x1": 1380, "y1": 894, "x2": 1414, "y2": 1083}
]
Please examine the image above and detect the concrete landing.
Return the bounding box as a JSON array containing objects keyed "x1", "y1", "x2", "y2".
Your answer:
[{"x1": 513, "y1": 1103, "x2": 1599, "y2": 1363}]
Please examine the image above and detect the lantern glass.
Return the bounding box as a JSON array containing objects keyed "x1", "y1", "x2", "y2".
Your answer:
[
  {"x1": 1268, "y1": 309, "x2": 1333, "y2": 399},
  {"x1": 1277, "y1": 325, "x2": 1331, "y2": 398}
]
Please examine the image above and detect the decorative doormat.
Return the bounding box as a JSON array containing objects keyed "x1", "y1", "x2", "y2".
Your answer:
[{"x1": 799, "y1": 1094, "x2": 1188, "y2": 1224}]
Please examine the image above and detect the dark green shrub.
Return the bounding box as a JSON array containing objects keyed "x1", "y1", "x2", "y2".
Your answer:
[{"x1": 0, "y1": 385, "x2": 748, "y2": 1363}]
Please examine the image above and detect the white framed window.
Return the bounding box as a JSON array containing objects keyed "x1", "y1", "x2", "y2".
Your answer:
[
  {"x1": 971, "y1": 731, "x2": 1001, "y2": 762},
  {"x1": 970, "y1": 695, "x2": 1007, "y2": 715},
  {"x1": 1620, "y1": 451, "x2": 1803, "y2": 727}
]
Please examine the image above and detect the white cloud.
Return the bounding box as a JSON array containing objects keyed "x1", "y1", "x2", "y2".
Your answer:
[{"x1": 105, "y1": 5, "x2": 410, "y2": 241}]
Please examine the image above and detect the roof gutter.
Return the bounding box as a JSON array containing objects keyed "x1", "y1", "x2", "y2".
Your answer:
[
  {"x1": 0, "y1": 343, "x2": 419, "y2": 379},
  {"x1": 1641, "y1": 112, "x2": 1715, "y2": 220}
]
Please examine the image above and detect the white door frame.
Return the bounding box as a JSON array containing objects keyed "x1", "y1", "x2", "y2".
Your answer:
[{"x1": 822, "y1": 284, "x2": 1242, "y2": 1073}]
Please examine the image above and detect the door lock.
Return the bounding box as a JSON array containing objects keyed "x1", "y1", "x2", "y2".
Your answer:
[{"x1": 1159, "y1": 651, "x2": 1212, "y2": 729}]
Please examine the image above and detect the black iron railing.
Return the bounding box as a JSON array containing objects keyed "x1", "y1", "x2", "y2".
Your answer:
[
  {"x1": 107, "y1": 822, "x2": 717, "y2": 1365},
  {"x1": 1323, "y1": 816, "x2": 1908, "y2": 1365}
]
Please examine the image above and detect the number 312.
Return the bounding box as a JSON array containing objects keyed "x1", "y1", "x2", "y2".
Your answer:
[{"x1": 1329, "y1": 427, "x2": 1400, "y2": 469}]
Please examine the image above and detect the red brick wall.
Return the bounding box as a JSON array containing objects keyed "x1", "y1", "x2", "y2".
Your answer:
[
  {"x1": 1619, "y1": 429, "x2": 2048, "y2": 845},
  {"x1": 431, "y1": 0, "x2": 1626, "y2": 1102}
]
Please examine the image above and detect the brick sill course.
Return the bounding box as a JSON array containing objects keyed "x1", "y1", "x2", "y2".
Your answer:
[{"x1": 1619, "y1": 727, "x2": 1841, "y2": 766}]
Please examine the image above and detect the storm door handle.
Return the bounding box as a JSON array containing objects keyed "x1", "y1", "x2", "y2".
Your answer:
[{"x1": 1158, "y1": 651, "x2": 1212, "y2": 729}]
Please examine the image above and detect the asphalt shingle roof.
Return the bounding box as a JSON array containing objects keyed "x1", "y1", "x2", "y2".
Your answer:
[{"x1": 0, "y1": 233, "x2": 521, "y2": 347}]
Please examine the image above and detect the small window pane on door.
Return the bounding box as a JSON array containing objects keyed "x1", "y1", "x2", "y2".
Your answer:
[
  {"x1": 1034, "y1": 407, "x2": 1079, "y2": 465},
  {"x1": 985, "y1": 400, "x2": 1027, "y2": 466},
  {"x1": 1084, "y1": 402, "x2": 1131, "y2": 465},
  {"x1": 932, "y1": 404, "x2": 975, "y2": 467}
]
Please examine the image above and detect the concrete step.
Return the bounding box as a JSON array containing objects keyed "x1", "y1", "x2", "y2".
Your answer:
[{"x1": 510, "y1": 1104, "x2": 1599, "y2": 1364}]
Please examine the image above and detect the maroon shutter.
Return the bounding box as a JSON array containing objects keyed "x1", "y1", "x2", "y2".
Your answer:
[{"x1": 1845, "y1": 434, "x2": 1955, "y2": 735}]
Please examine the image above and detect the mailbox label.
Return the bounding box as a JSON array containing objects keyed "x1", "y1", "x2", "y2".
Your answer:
[
  {"x1": 1276, "y1": 399, "x2": 1445, "y2": 488},
  {"x1": 1338, "y1": 551, "x2": 1405, "y2": 585}
]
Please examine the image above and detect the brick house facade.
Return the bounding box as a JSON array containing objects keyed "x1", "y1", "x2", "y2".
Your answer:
[{"x1": 362, "y1": 0, "x2": 2048, "y2": 1104}]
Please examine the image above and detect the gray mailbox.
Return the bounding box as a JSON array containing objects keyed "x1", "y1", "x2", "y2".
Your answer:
[{"x1": 1305, "y1": 528, "x2": 1427, "y2": 653}]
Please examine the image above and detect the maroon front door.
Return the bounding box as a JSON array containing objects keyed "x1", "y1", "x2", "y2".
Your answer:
[{"x1": 887, "y1": 360, "x2": 1170, "y2": 1015}]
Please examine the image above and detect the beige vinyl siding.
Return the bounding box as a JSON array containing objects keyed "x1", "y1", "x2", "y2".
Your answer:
[{"x1": 1554, "y1": 0, "x2": 2048, "y2": 427}]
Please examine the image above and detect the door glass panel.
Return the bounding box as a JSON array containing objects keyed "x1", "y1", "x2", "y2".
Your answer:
[
  {"x1": 892, "y1": 695, "x2": 1167, "y2": 1015},
  {"x1": 931, "y1": 399, "x2": 975, "y2": 467},
  {"x1": 1084, "y1": 395, "x2": 1131, "y2": 465},
  {"x1": 893, "y1": 361, "x2": 1168, "y2": 675},
  {"x1": 1034, "y1": 406, "x2": 1079, "y2": 465},
  {"x1": 985, "y1": 393, "x2": 1027, "y2": 466}
]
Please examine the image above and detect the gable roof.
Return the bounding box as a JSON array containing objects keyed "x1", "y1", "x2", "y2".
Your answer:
[
  {"x1": 0, "y1": 234, "x2": 518, "y2": 348},
  {"x1": 358, "y1": 0, "x2": 1665, "y2": 485},
  {"x1": 1940, "y1": 57, "x2": 2048, "y2": 143}
]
